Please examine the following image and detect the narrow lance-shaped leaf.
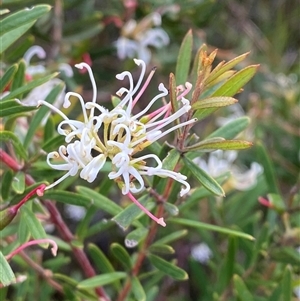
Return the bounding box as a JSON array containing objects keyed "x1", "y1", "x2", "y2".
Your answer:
[
  {"x1": 205, "y1": 70, "x2": 236, "y2": 90},
  {"x1": 0, "y1": 131, "x2": 28, "y2": 160},
  {"x1": 77, "y1": 272, "x2": 127, "y2": 289},
  {"x1": 175, "y1": 29, "x2": 193, "y2": 84},
  {"x1": 154, "y1": 229, "x2": 188, "y2": 245},
  {"x1": 281, "y1": 265, "x2": 292, "y2": 301},
  {"x1": 233, "y1": 274, "x2": 254, "y2": 301},
  {"x1": 148, "y1": 254, "x2": 188, "y2": 280},
  {"x1": 0, "y1": 251, "x2": 15, "y2": 286},
  {"x1": 256, "y1": 141, "x2": 279, "y2": 194},
  {"x1": 0, "y1": 22, "x2": 35, "y2": 55},
  {"x1": 192, "y1": 96, "x2": 237, "y2": 110},
  {"x1": 0, "y1": 5, "x2": 51, "y2": 35},
  {"x1": 87, "y1": 244, "x2": 115, "y2": 274},
  {"x1": 206, "y1": 52, "x2": 250, "y2": 85},
  {"x1": 182, "y1": 155, "x2": 225, "y2": 196},
  {"x1": 0, "y1": 99, "x2": 36, "y2": 118},
  {"x1": 207, "y1": 116, "x2": 251, "y2": 139},
  {"x1": 192, "y1": 107, "x2": 218, "y2": 122},
  {"x1": 1, "y1": 170, "x2": 14, "y2": 201},
  {"x1": 110, "y1": 243, "x2": 132, "y2": 270},
  {"x1": 11, "y1": 60, "x2": 26, "y2": 92},
  {"x1": 21, "y1": 205, "x2": 47, "y2": 244},
  {"x1": 11, "y1": 171, "x2": 25, "y2": 194},
  {"x1": 211, "y1": 65, "x2": 259, "y2": 97},
  {"x1": 125, "y1": 227, "x2": 148, "y2": 248},
  {"x1": 149, "y1": 244, "x2": 175, "y2": 255},
  {"x1": 43, "y1": 190, "x2": 92, "y2": 208},
  {"x1": 0, "y1": 64, "x2": 18, "y2": 92},
  {"x1": 23, "y1": 83, "x2": 65, "y2": 148},
  {"x1": 131, "y1": 276, "x2": 146, "y2": 301},
  {"x1": 169, "y1": 218, "x2": 255, "y2": 241},
  {"x1": 1, "y1": 72, "x2": 59, "y2": 101},
  {"x1": 184, "y1": 139, "x2": 253, "y2": 152},
  {"x1": 218, "y1": 236, "x2": 237, "y2": 292}
]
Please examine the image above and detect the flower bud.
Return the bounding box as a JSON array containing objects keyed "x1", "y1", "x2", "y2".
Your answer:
[{"x1": 0, "y1": 205, "x2": 18, "y2": 230}]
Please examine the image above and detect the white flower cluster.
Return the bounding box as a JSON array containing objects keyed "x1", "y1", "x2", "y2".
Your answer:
[
  {"x1": 194, "y1": 150, "x2": 263, "y2": 191},
  {"x1": 40, "y1": 59, "x2": 196, "y2": 226},
  {"x1": 114, "y1": 12, "x2": 169, "y2": 63}
]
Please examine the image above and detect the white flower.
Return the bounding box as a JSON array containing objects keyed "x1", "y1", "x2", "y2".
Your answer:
[
  {"x1": 114, "y1": 13, "x2": 169, "y2": 63},
  {"x1": 64, "y1": 204, "x2": 86, "y2": 221},
  {"x1": 23, "y1": 45, "x2": 47, "y2": 75},
  {"x1": 194, "y1": 150, "x2": 263, "y2": 191},
  {"x1": 191, "y1": 243, "x2": 212, "y2": 264},
  {"x1": 36, "y1": 59, "x2": 195, "y2": 226}
]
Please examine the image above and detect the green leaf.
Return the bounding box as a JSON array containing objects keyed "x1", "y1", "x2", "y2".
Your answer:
[
  {"x1": 110, "y1": 243, "x2": 132, "y2": 270},
  {"x1": 206, "y1": 52, "x2": 250, "y2": 85},
  {"x1": 125, "y1": 227, "x2": 148, "y2": 248},
  {"x1": 17, "y1": 217, "x2": 30, "y2": 244},
  {"x1": 87, "y1": 244, "x2": 115, "y2": 274},
  {"x1": 1, "y1": 72, "x2": 59, "y2": 101},
  {"x1": 77, "y1": 272, "x2": 127, "y2": 289},
  {"x1": 175, "y1": 29, "x2": 193, "y2": 84},
  {"x1": 281, "y1": 265, "x2": 292, "y2": 301},
  {"x1": 218, "y1": 237, "x2": 237, "y2": 291},
  {"x1": 131, "y1": 276, "x2": 146, "y2": 301},
  {"x1": 154, "y1": 229, "x2": 188, "y2": 245},
  {"x1": 211, "y1": 65, "x2": 259, "y2": 97},
  {"x1": 0, "y1": 21, "x2": 35, "y2": 55},
  {"x1": 148, "y1": 254, "x2": 188, "y2": 280},
  {"x1": 184, "y1": 138, "x2": 253, "y2": 152},
  {"x1": 192, "y1": 96, "x2": 237, "y2": 110},
  {"x1": 21, "y1": 205, "x2": 47, "y2": 243},
  {"x1": 64, "y1": 24, "x2": 103, "y2": 42},
  {"x1": 43, "y1": 190, "x2": 92, "y2": 207},
  {"x1": 0, "y1": 5, "x2": 51, "y2": 35},
  {"x1": 76, "y1": 186, "x2": 122, "y2": 215},
  {"x1": 169, "y1": 218, "x2": 255, "y2": 240},
  {"x1": 43, "y1": 115, "x2": 54, "y2": 142},
  {"x1": 11, "y1": 60, "x2": 26, "y2": 92},
  {"x1": 0, "y1": 99, "x2": 36, "y2": 118},
  {"x1": 0, "y1": 131, "x2": 28, "y2": 160},
  {"x1": 192, "y1": 108, "x2": 217, "y2": 121},
  {"x1": 163, "y1": 202, "x2": 179, "y2": 216},
  {"x1": 270, "y1": 247, "x2": 300, "y2": 265},
  {"x1": 182, "y1": 155, "x2": 225, "y2": 196},
  {"x1": 1, "y1": 170, "x2": 14, "y2": 200},
  {"x1": 24, "y1": 83, "x2": 65, "y2": 148},
  {"x1": 0, "y1": 251, "x2": 15, "y2": 286},
  {"x1": 0, "y1": 64, "x2": 18, "y2": 92},
  {"x1": 179, "y1": 173, "x2": 229, "y2": 211},
  {"x1": 256, "y1": 141, "x2": 279, "y2": 194},
  {"x1": 207, "y1": 116, "x2": 251, "y2": 139},
  {"x1": 149, "y1": 244, "x2": 175, "y2": 254},
  {"x1": 233, "y1": 274, "x2": 254, "y2": 301},
  {"x1": 112, "y1": 195, "x2": 149, "y2": 230},
  {"x1": 11, "y1": 171, "x2": 25, "y2": 194}
]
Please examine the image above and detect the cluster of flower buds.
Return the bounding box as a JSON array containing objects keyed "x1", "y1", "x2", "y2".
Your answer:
[{"x1": 39, "y1": 59, "x2": 196, "y2": 226}]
